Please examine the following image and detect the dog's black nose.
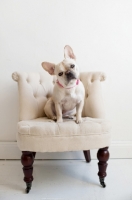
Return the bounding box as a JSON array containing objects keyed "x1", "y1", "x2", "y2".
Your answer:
[
  {"x1": 65, "y1": 70, "x2": 76, "y2": 80},
  {"x1": 65, "y1": 70, "x2": 71, "y2": 75}
]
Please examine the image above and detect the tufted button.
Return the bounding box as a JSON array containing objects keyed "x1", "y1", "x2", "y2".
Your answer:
[
  {"x1": 46, "y1": 94, "x2": 50, "y2": 99},
  {"x1": 26, "y1": 78, "x2": 29, "y2": 83},
  {"x1": 34, "y1": 94, "x2": 37, "y2": 98}
]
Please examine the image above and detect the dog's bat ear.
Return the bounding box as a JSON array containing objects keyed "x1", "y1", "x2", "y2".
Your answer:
[
  {"x1": 41, "y1": 62, "x2": 55, "y2": 75},
  {"x1": 64, "y1": 45, "x2": 76, "y2": 60}
]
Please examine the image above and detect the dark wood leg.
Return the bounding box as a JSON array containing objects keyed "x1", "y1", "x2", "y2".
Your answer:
[
  {"x1": 32, "y1": 152, "x2": 36, "y2": 158},
  {"x1": 21, "y1": 151, "x2": 34, "y2": 193},
  {"x1": 83, "y1": 150, "x2": 91, "y2": 163},
  {"x1": 97, "y1": 147, "x2": 109, "y2": 188}
]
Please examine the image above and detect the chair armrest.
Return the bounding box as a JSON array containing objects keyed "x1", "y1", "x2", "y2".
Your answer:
[
  {"x1": 12, "y1": 71, "x2": 54, "y2": 121},
  {"x1": 80, "y1": 72, "x2": 106, "y2": 118}
]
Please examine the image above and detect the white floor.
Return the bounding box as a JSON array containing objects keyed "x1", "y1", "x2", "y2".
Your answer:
[{"x1": 0, "y1": 159, "x2": 132, "y2": 200}]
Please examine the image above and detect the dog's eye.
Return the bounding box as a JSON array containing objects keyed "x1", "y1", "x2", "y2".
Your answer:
[
  {"x1": 58, "y1": 72, "x2": 63, "y2": 76},
  {"x1": 70, "y1": 64, "x2": 75, "y2": 68}
]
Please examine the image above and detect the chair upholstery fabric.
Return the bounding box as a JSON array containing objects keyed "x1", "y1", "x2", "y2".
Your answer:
[
  {"x1": 12, "y1": 71, "x2": 111, "y2": 152},
  {"x1": 12, "y1": 71, "x2": 54, "y2": 121}
]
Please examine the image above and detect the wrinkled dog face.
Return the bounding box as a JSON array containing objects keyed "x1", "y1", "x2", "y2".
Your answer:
[
  {"x1": 41, "y1": 45, "x2": 79, "y2": 87},
  {"x1": 54, "y1": 58, "x2": 79, "y2": 86}
]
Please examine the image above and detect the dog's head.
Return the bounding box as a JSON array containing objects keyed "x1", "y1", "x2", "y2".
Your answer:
[{"x1": 42, "y1": 45, "x2": 79, "y2": 87}]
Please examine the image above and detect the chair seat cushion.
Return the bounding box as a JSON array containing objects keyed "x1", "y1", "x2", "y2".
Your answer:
[{"x1": 17, "y1": 117, "x2": 111, "y2": 152}]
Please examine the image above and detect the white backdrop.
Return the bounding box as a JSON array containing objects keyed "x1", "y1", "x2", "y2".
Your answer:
[{"x1": 0, "y1": 0, "x2": 132, "y2": 158}]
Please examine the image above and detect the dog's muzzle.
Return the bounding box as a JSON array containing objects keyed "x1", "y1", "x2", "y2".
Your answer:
[{"x1": 65, "y1": 70, "x2": 76, "y2": 81}]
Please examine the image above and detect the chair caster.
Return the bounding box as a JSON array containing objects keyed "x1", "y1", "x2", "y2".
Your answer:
[
  {"x1": 99, "y1": 178, "x2": 106, "y2": 188},
  {"x1": 25, "y1": 182, "x2": 32, "y2": 193}
]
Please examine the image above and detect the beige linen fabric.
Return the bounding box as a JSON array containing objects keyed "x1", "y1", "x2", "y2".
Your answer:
[{"x1": 12, "y1": 71, "x2": 111, "y2": 152}]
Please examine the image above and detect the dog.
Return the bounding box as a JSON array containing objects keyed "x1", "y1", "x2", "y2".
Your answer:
[{"x1": 41, "y1": 45, "x2": 85, "y2": 123}]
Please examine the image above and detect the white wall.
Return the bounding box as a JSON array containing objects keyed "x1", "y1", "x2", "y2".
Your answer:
[{"x1": 0, "y1": 0, "x2": 132, "y2": 158}]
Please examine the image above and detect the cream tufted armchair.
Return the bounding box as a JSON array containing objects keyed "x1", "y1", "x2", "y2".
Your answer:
[{"x1": 12, "y1": 70, "x2": 111, "y2": 193}]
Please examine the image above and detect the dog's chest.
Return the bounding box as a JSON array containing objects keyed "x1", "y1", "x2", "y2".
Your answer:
[{"x1": 61, "y1": 92, "x2": 81, "y2": 110}]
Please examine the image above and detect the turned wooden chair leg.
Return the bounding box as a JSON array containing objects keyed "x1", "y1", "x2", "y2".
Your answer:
[
  {"x1": 97, "y1": 147, "x2": 109, "y2": 188},
  {"x1": 83, "y1": 150, "x2": 91, "y2": 163},
  {"x1": 21, "y1": 151, "x2": 34, "y2": 193}
]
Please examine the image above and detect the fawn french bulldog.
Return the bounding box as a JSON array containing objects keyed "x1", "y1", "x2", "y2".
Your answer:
[{"x1": 41, "y1": 45, "x2": 85, "y2": 123}]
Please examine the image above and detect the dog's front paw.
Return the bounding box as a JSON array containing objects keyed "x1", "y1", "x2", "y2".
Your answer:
[
  {"x1": 76, "y1": 117, "x2": 82, "y2": 124},
  {"x1": 57, "y1": 117, "x2": 63, "y2": 123},
  {"x1": 52, "y1": 116, "x2": 57, "y2": 121}
]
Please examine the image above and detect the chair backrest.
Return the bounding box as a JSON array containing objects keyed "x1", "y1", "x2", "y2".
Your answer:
[{"x1": 12, "y1": 71, "x2": 105, "y2": 120}]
